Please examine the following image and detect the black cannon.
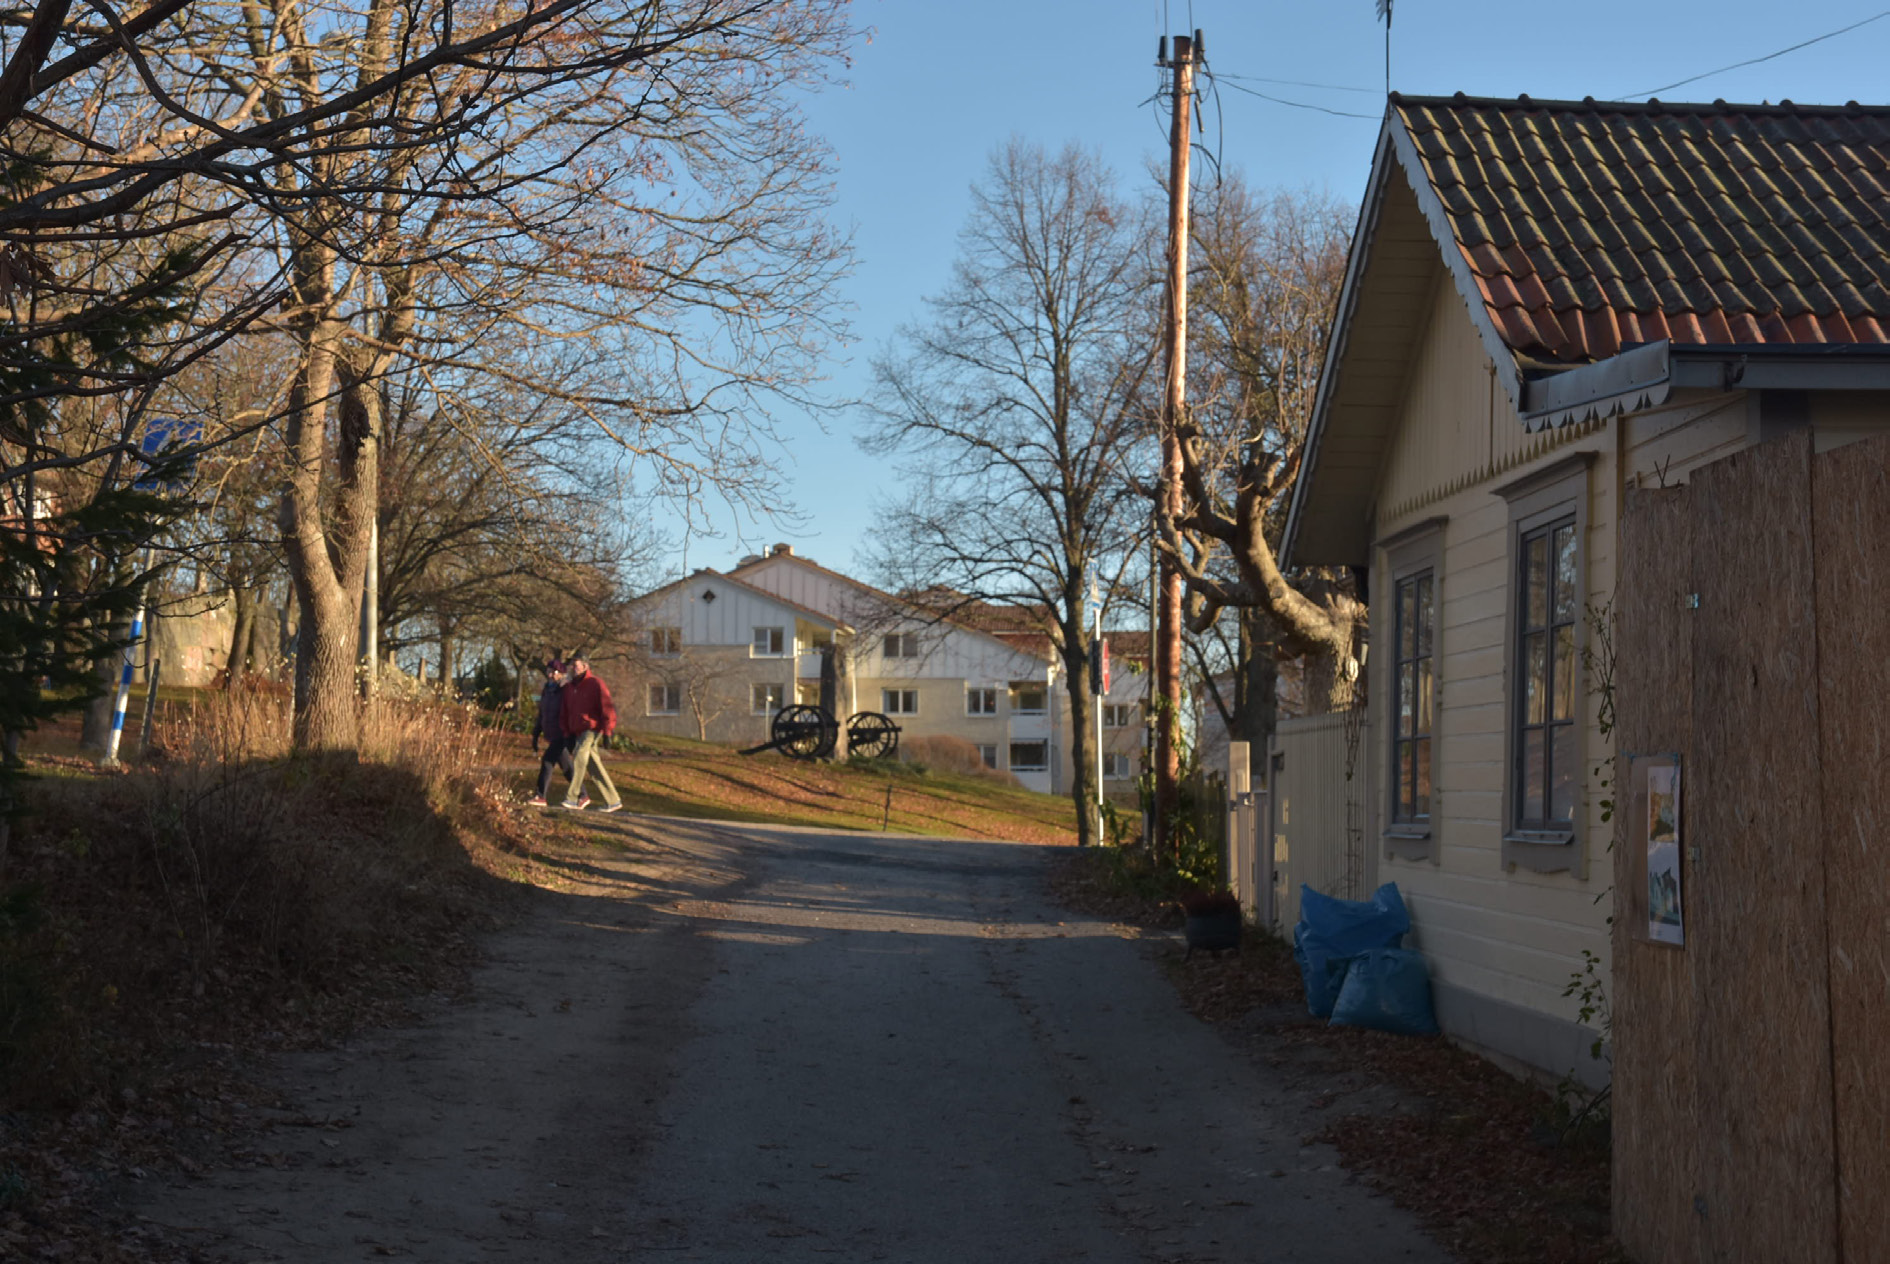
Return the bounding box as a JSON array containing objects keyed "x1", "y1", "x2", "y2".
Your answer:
[{"x1": 739, "y1": 705, "x2": 901, "y2": 762}]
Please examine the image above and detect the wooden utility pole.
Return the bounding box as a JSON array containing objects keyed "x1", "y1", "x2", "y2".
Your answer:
[{"x1": 1154, "y1": 30, "x2": 1197, "y2": 859}]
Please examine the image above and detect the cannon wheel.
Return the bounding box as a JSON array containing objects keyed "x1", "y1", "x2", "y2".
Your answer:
[
  {"x1": 772, "y1": 704, "x2": 837, "y2": 761},
  {"x1": 846, "y1": 711, "x2": 900, "y2": 760}
]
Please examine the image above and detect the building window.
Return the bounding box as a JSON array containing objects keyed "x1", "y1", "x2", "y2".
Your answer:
[
  {"x1": 1103, "y1": 752, "x2": 1134, "y2": 779},
  {"x1": 1009, "y1": 741, "x2": 1049, "y2": 771},
  {"x1": 647, "y1": 683, "x2": 681, "y2": 715},
  {"x1": 752, "y1": 682, "x2": 785, "y2": 715},
  {"x1": 1102, "y1": 702, "x2": 1134, "y2": 728},
  {"x1": 796, "y1": 681, "x2": 820, "y2": 705},
  {"x1": 1515, "y1": 516, "x2": 1579, "y2": 831},
  {"x1": 1392, "y1": 570, "x2": 1435, "y2": 825},
  {"x1": 966, "y1": 686, "x2": 998, "y2": 716},
  {"x1": 752, "y1": 626, "x2": 787, "y2": 657},
  {"x1": 976, "y1": 744, "x2": 999, "y2": 769},
  {"x1": 882, "y1": 632, "x2": 920, "y2": 659},
  {"x1": 882, "y1": 688, "x2": 919, "y2": 715},
  {"x1": 1010, "y1": 683, "x2": 1047, "y2": 715},
  {"x1": 649, "y1": 627, "x2": 681, "y2": 656}
]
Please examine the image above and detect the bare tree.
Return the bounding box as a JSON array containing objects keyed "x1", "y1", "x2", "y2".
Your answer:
[
  {"x1": 1159, "y1": 180, "x2": 1362, "y2": 716},
  {"x1": 865, "y1": 141, "x2": 1157, "y2": 848},
  {"x1": 1, "y1": 0, "x2": 855, "y2": 749}
]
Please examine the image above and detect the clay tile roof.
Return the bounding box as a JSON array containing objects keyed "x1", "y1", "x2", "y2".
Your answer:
[{"x1": 1393, "y1": 95, "x2": 1890, "y2": 364}]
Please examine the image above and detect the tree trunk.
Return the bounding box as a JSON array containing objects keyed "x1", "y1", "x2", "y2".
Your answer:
[
  {"x1": 79, "y1": 649, "x2": 117, "y2": 751},
  {"x1": 226, "y1": 585, "x2": 256, "y2": 689},
  {"x1": 1059, "y1": 626, "x2": 1101, "y2": 849},
  {"x1": 280, "y1": 316, "x2": 377, "y2": 750},
  {"x1": 437, "y1": 626, "x2": 455, "y2": 695},
  {"x1": 1234, "y1": 607, "x2": 1276, "y2": 784}
]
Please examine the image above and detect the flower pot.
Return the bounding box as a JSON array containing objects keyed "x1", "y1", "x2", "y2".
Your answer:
[{"x1": 1184, "y1": 908, "x2": 1242, "y2": 959}]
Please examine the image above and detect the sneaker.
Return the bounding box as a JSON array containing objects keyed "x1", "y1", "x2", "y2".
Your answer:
[
  {"x1": 601, "y1": 802, "x2": 624, "y2": 813},
  {"x1": 560, "y1": 796, "x2": 591, "y2": 810},
  {"x1": 527, "y1": 795, "x2": 549, "y2": 807}
]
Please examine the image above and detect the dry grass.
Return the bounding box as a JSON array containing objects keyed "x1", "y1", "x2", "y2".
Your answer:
[
  {"x1": 518, "y1": 727, "x2": 1079, "y2": 843},
  {"x1": 0, "y1": 688, "x2": 555, "y2": 1261}
]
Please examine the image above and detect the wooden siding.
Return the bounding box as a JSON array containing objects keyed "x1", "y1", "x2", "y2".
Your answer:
[{"x1": 1269, "y1": 712, "x2": 1369, "y2": 933}]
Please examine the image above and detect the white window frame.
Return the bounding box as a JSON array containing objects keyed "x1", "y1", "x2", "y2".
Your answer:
[
  {"x1": 647, "y1": 683, "x2": 681, "y2": 715},
  {"x1": 1010, "y1": 683, "x2": 1048, "y2": 715},
  {"x1": 1008, "y1": 740, "x2": 1049, "y2": 772},
  {"x1": 966, "y1": 686, "x2": 999, "y2": 716},
  {"x1": 882, "y1": 631, "x2": 921, "y2": 659},
  {"x1": 882, "y1": 688, "x2": 919, "y2": 715},
  {"x1": 976, "y1": 743, "x2": 999, "y2": 770},
  {"x1": 752, "y1": 626, "x2": 788, "y2": 657},
  {"x1": 1101, "y1": 702, "x2": 1134, "y2": 728},
  {"x1": 1103, "y1": 752, "x2": 1134, "y2": 779},
  {"x1": 751, "y1": 682, "x2": 785, "y2": 715},
  {"x1": 649, "y1": 627, "x2": 681, "y2": 657}
]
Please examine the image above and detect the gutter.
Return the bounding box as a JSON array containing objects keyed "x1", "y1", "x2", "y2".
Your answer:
[{"x1": 1520, "y1": 340, "x2": 1890, "y2": 431}]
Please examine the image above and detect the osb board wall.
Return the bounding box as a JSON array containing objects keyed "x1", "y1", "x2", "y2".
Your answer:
[
  {"x1": 1812, "y1": 434, "x2": 1890, "y2": 1260},
  {"x1": 1687, "y1": 433, "x2": 1837, "y2": 1264},
  {"x1": 1612, "y1": 486, "x2": 1699, "y2": 1264}
]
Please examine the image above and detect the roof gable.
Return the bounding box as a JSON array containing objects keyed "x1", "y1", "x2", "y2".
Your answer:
[
  {"x1": 1284, "y1": 93, "x2": 1890, "y2": 567},
  {"x1": 729, "y1": 552, "x2": 1055, "y2": 665}
]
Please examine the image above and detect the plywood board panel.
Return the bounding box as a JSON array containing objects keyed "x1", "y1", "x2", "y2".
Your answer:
[
  {"x1": 1810, "y1": 432, "x2": 1890, "y2": 1262},
  {"x1": 1612, "y1": 484, "x2": 1701, "y2": 1264},
  {"x1": 1687, "y1": 433, "x2": 1836, "y2": 1264}
]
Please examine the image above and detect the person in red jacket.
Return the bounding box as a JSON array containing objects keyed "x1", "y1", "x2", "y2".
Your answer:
[{"x1": 557, "y1": 656, "x2": 623, "y2": 812}]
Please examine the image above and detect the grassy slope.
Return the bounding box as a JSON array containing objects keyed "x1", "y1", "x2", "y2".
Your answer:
[{"x1": 510, "y1": 729, "x2": 1080, "y2": 845}]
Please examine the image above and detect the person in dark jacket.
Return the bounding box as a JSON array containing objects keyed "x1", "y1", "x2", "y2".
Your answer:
[
  {"x1": 558, "y1": 655, "x2": 622, "y2": 812},
  {"x1": 527, "y1": 660, "x2": 575, "y2": 807}
]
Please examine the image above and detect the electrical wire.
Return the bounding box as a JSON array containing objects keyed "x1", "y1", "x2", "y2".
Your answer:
[
  {"x1": 1213, "y1": 76, "x2": 1381, "y2": 120},
  {"x1": 1212, "y1": 71, "x2": 1377, "y2": 96},
  {"x1": 1618, "y1": 8, "x2": 1890, "y2": 99}
]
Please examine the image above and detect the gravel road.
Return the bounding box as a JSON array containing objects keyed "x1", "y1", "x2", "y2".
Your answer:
[{"x1": 144, "y1": 816, "x2": 1451, "y2": 1263}]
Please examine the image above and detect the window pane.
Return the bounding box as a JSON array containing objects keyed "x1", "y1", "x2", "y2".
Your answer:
[
  {"x1": 1525, "y1": 532, "x2": 1549, "y2": 628},
  {"x1": 1415, "y1": 737, "x2": 1432, "y2": 818},
  {"x1": 1551, "y1": 722, "x2": 1578, "y2": 823},
  {"x1": 1553, "y1": 524, "x2": 1579, "y2": 623},
  {"x1": 1552, "y1": 624, "x2": 1576, "y2": 722},
  {"x1": 1399, "y1": 663, "x2": 1415, "y2": 737},
  {"x1": 1522, "y1": 727, "x2": 1545, "y2": 822},
  {"x1": 1399, "y1": 581, "x2": 1416, "y2": 659},
  {"x1": 1417, "y1": 657, "x2": 1434, "y2": 735},
  {"x1": 1417, "y1": 575, "x2": 1434, "y2": 656},
  {"x1": 1524, "y1": 631, "x2": 1548, "y2": 725},
  {"x1": 1397, "y1": 741, "x2": 1414, "y2": 818}
]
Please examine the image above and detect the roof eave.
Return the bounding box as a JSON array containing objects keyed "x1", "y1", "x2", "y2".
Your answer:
[
  {"x1": 1281, "y1": 119, "x2": 1398, "y2": 571},
  {"x1": 1283, "y1": 109, "x2": 1528, "y2": 569}
]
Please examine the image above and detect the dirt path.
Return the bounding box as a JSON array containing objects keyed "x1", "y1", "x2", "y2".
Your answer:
[{"x1": 140, "y1": 817, "x2": 1451, "y2": 1262}]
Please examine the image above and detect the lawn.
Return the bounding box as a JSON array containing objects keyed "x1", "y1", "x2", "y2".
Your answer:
[{"x1": 511, "y1": 728, "x2": 1081, "y2": 845}]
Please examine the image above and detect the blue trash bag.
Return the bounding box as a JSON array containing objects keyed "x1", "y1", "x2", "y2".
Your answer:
[
  {"x1": 1293, "y1": 883, "x2": 1412, "y2": 1019},
  {"x1": 1292, "y1": 932, "x2": 1354, "y2": 1018},
  {"x1": 1329, "y1": 947, "x2": 1440, "y2": 1036}
]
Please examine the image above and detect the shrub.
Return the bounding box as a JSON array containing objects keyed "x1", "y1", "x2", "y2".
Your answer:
[{"x1": 898, "y1": 734, "x2": 1018, "y2": 784}]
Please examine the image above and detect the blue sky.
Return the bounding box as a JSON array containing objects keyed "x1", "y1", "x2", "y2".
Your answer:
[{"x1": 663, "y1": 0, "x2": 1890, "y2": 579}]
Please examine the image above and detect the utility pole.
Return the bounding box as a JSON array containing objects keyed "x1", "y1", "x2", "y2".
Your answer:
[{"x1": 1154, "y1": 29, "x2": 1199, "y2": 860}]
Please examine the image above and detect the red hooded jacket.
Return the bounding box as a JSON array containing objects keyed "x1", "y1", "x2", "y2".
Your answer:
[{"x1": 560, "y1": 669, "x2": 617, "y2": 737}]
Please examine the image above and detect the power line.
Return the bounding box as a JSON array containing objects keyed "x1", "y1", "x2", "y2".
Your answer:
[
  {"x1": 1619, "y1": 8, "x2": 1890, "y2": 100},
  {"x1": 1212, "y1": 71, "x2": 1377, "y2": 96},
  {"x1": 1212, "y1": 75, "x2": 1381, "y2": 120}
]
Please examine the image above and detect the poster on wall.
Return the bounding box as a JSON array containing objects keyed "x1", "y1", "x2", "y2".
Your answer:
[{"x1": 1646, "y1": 762, "x2": 1684, "y2": 945}]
